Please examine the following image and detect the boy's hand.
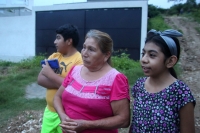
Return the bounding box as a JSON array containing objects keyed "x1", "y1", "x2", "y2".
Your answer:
[{"x1": 41, "y1": 59, "x2": 55, "y2": 78}]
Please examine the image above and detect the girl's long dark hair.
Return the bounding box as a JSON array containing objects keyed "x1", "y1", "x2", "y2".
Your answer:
[{"x1": 145, "y1": 32, "x2": 180, "y2": 78}]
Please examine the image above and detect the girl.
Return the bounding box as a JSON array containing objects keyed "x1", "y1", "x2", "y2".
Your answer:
[{"x1": 129, "y1": 29, "x2": 196, "y2": 133}]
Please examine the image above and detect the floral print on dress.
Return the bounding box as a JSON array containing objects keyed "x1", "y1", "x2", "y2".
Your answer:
[{"x1": 130, "y1": 77, "x2": 196, "y2": 133}]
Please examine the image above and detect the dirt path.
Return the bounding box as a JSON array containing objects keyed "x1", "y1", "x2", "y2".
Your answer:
[{"x1": 165, "y1": 16, "x2": 200, "y2": 132}]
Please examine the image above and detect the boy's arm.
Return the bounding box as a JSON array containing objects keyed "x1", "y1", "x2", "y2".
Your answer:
[
  {"x1": 37, "y1": 60, "x2": 64, "y2": 89},
  {"x1": 37, "y1": 71, "x2": 63, "y2": 89}
]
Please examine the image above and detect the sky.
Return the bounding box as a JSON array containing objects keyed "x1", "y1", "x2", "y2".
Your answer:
[
  {"x1": 148, "y1": 0, "x2": 186, "y2": 9},
  {"x1": 148, "y1": 0, "x2": 200, "y2": 9},
  {"x1": 33, "y1": 0, "x2": 200, "y2": 9}
]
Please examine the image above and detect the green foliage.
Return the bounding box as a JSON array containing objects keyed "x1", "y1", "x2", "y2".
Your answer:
[
  {"x1": 0, "y1": 56, "x2": 46, "y2": 126},
  {"x1": 166, "y1": 0, "x2": 199, "y2": 16},
  {"x1": 157, "y1": 8, "x2": 168, "y2": 14},
  {"x1": 167, "y1": 3, "x2": 184, "y2": 15},
  {"x1": 0, "y1": 60, "x2": 16, "y2": 67},
  {"x1": 16, "y1": 55, "x2": 45, "y2": 69},
  {"x1": 148, "y1": 4, "x2": 161, "y2": 18},
  {"x1": 191, "y1": 8, "x2": 200, "y2": 23},
  {"x1": 148, "y1": 15, "x2": 171, "y2": 31},
  {"x1": 112, "y1": 52, "x2": 144, "y2": 85},
  {"x1": 195, "y1": 27, "x2": 200, "y2": 34},
  {"x1": 0, "y1": 55, "x2": 45, "y2": 81}
]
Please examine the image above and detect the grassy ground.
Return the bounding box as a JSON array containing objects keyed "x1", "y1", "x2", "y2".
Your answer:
[{"x1": 0, "y1": 57, "x2": 46, "y2": 127}]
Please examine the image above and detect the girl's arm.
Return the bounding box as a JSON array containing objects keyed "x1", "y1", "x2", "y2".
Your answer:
[{"x1": 179, "y1": 102, "x2": 195, "y2": 133}]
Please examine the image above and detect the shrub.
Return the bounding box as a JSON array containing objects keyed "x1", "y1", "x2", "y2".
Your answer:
[
  {"x1": 148, "y1": 4, "x2": 161, "y2": 18},
  {"x1": 148, "y1": 15, "x2": 170, "y2": 31},
  {"x1": 112, "y1": 52, "x2": 143, "y2": 85},
  {"x1": 16, "y1": 55, "x2": 45, "y2": 69}
]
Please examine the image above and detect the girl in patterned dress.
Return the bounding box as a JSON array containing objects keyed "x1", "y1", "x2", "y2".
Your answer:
[{"x1": 129, "y1": 29, "x2": 196, "y2": 133}]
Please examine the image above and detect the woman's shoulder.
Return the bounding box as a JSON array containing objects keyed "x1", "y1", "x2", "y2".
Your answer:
[{"x1": 72, "y1": 65, "x2": 83, "y2": 72}]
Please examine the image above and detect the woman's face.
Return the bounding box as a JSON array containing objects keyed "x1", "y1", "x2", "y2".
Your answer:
[
  {"x1": 81, "y1": 37, "x2": 108, "y2": 69},
  {"x1": 140, "y1": 42, "x2": 167, "y2": 77}
]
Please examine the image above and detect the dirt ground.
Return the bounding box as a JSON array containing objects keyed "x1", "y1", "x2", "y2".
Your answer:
[
  {"x1": 164, "y1": 16, "x2": 200, "y2": 132},
  {"x1": 1, "y1": 16, "x2": 200, "y2": 133}
]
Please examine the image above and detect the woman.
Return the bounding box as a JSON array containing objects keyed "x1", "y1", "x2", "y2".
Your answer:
[{"x1": 54, "y1": 29, "x2": 130, "y2": 133}]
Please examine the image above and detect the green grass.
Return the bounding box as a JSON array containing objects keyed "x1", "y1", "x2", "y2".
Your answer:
[
  {"x1": 195, "y1": 27, "x2": 200, "y2": 34},
  {"x1": 0, "y1": 56, "x2": 46, "y2": 127}
]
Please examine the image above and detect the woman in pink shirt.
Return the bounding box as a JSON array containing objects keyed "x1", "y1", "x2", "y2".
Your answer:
[{"x1": 54, "y1": 29, "x2": 130, "y2": 133}]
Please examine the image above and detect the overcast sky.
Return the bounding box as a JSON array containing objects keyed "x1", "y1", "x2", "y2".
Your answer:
[
  {"x1": 148, "y1": 0, "x2": 186, "y2": 9},
  {"x1": 149, "y1": 0, "x2": 200, "y2": 8},
  {"x1": 33, "y1": 0, "x2": 200, "y2": 9}
]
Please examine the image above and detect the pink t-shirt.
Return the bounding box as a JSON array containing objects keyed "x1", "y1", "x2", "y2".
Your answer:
[{"x1": 62, "y1": 65, "x2": 130, "y2": 133}]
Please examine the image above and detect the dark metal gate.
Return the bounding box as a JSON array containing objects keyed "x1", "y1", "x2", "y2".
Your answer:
[{"x1": 36, "y1": 8, "x2": 141, "y2": 60}]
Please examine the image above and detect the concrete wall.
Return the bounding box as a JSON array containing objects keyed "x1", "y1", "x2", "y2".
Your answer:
[
  {"x1": 0, "y1": 15, "x2": 35, "y2": 62},
  {"x1": 0, "y1": 0, "x2": 148, "y2": 62}
]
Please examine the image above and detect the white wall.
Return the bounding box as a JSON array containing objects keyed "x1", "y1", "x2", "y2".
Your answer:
[
  {"x1": 0, "y1": 0, "x2": 148, "y2": 62},
  {"x1": 0, "y1": 0, "x2": 33, "y2": 10},
  {"x1": 33, "y1": 0, "x2": 148, "y2": 59},
  {"x1": 0, "y1": 15, "x2": 35, "y2": 62}
]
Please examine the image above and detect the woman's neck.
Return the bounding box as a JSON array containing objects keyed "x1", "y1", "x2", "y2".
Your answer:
[{"x1": 88, "y1": 63, "x2": 107, "y2": 72}]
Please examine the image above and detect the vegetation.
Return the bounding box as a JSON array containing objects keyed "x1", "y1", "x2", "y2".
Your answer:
[
  {"x1": 0, "y1": 56, "x2": 46, "y2": 126},
  {"x1": 148, "y1": 15, "x2": 171, "y2": 31},
  {"x1": 112, "y1": 52, "x2": 143, "y2": 86},
  {"x1": 149, "y1": 0, "x2": 200, "y2": 24},
  {"x1": 147, "y1": 0, "x2": 200, "y2": 32}
]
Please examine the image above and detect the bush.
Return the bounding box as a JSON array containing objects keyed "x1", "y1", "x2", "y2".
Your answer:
[
  {"x1": 148, "y1": 4, "x2": 161, "y2": 18},
  {"x1": 16, "y1": 55, "x2": 45, "y2": 69},
  {"x1": 148, "y1": 15, "x2": 170, "y2": 31},
  {"x1": 112, "y1": 53, "x2": 143, "y2": 85}
]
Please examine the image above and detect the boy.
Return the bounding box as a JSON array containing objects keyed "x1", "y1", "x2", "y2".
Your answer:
[{"x1": 37, "y1": 24, "x2": 83, "y2": 133}]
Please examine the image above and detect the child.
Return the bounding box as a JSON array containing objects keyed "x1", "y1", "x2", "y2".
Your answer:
[
  {"x1": 37, "y1": 24, "x2": 83, "y2": 133},
  {"x1": 129, "y1": 29, "x2": 196, "y2": 133}
]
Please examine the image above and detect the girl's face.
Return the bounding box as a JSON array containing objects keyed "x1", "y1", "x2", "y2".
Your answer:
[
  {"x1": 81, "y1": 37, "x2": 109, "y2": 70},
  {"x1": 140, "y1": 42, "x2": 168, "y2": 77}
]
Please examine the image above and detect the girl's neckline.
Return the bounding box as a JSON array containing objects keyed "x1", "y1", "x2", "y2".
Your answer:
[
  {"x1": 143, "y1": 77, "x2": 178, "y2": 95},
  {"x1": 79, "y1": 65, "x2": 115, "y2": 83}
]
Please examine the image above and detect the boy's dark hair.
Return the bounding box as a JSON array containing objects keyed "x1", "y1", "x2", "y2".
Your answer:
[
  {"x1": 145, "y1": 32, "x2": 181, "y2": 78},
  {"x1": 56, "y1": 24, "x2": 79, "y2": 48}
]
